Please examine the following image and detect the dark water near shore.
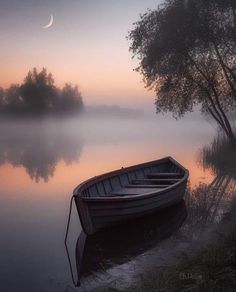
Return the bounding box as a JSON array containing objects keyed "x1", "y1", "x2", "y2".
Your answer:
[{"x1": 0, "y1": 115, "x2": 235, "y2": 291}]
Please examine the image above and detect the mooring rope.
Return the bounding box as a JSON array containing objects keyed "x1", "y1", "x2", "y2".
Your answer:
[
  {"x1": 65, "y1": 195, "x2": 75, "y2": 245},
  {"x1": 64, "y1": 195, "x2": 80, "y2": 287}
]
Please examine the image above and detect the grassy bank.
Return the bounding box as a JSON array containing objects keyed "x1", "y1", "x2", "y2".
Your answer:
[{"x1": 101, "y1": 216, "x2": 236, "y2": 292}]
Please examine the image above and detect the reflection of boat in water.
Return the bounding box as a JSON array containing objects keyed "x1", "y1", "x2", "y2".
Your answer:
[
  {"x1": 73, "y1": 157, "x2": 188, "y2": 234},
  {"x1": 74, "y1": 201, "x2": 187, "y2": 282}
]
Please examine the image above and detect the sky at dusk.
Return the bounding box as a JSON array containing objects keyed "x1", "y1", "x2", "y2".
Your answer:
[{"x1": 0, "y1": 0, "x2": 161, "y2": 109}]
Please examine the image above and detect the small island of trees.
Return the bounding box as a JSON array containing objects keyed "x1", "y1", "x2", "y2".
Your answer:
[{"x1": 0, "y1": 68, "x2": 84, "y2": 118}]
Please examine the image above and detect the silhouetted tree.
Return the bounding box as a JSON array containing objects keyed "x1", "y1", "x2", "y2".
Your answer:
[
  {"x1": 0, "y1": 87, "x2": 5, "y2": 114},
  {"x1": 4, "y1": 84, "x2": 23, "y2": 116},
  {"x1": 59, "y1": 83, "x2": 83, "y2": 115},
  {"x1": 0, "y1": 68, "x2": 84, "y2": 117},
  {"x1": 128, "y1": 0, "x2": 236, "y2": 142},
  {"x1": 20, "y1": 68, "x2": 57, "y2": 115}
]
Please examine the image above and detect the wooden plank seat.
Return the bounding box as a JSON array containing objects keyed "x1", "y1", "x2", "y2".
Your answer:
[
  {"x1": 147, "y1": 172, "x2": 182, "y2": 178},
  {"x1": 132, "y1": 178, "x2": 180, "y2": 185},
  {"x1": 109, "y1": 187, "x2": 160, "y2": 196},
  {"x1": 126, "y1": 184, "x2": 169, "y2": 188}
]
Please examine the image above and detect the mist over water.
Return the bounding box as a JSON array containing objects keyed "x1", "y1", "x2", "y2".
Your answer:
[
  {"x1": 0, "y1": 113, "x2": 215, "y2": 184},
  {"x1": 0, "y1": 113, "x2": 232, "y2": 292}
]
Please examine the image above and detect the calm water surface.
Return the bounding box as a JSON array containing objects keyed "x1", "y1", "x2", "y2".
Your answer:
[{"x1": 0, "y1": 115, "x2": 235, "y2": 291}]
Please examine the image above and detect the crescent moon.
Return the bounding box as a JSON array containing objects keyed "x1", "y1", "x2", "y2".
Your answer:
[{"x1": 42, "y1": 14, "x2": 54, "y2": 29}]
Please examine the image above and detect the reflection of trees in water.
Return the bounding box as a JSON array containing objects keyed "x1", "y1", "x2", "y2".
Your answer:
[
  {"x1": 0, "y1": 123, "x2": 84, "y2": 182},
  {"x1": 184, "y1": 176, "x2": 236, "y2": 238},
  {"x1": 199, "y1": 133, "x2": 236, "y2": 178},
  {"x1": 184, "y1": 135, "x2": 236, "y2": 239}
]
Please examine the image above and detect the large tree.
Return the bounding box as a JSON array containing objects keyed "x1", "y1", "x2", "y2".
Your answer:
[{"x1": 128, "y1": 0, "x2": 236, "y2": 142}]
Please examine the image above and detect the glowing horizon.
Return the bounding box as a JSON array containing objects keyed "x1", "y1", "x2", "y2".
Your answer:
[{"x1": 0, "y1": 0, "x2": 160, "y2": 107}]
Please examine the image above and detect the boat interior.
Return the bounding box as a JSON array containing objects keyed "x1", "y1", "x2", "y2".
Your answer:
[{"x1": 81, "y1": 159, "x2": 185, "y2": 198}]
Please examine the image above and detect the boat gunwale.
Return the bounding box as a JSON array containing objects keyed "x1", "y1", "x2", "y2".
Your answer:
[{"x1": 73, "y1": 156, "x2": 189, "y2": 202}]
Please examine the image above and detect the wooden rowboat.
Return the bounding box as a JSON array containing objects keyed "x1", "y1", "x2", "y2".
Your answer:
[{"x1": 73, "y1": 156, "x2": 189, "y2": 235}]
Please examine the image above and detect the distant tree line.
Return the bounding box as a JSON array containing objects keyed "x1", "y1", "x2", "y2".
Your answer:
[
  {"x1": 0, "y1": 68, "x2": 83, "y2": 117},
  {"x1": 85, "y1": 104, "x2": 144, "y2": 118}
]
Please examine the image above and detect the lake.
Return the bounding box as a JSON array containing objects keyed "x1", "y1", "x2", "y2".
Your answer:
[{"x1": 0, "y1": 114, "x2": 235, "y2": 291}]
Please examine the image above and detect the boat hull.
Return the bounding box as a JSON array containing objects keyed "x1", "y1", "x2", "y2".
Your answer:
[
  {"x1": 75, "y1": 179, "x2": 187, "y2": 235},
  {"x1": 74, "y1": 157, "x2": 189, "y2": 234}
]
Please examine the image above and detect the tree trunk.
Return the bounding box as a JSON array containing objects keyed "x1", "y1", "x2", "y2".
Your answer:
[
  {"x1": 227, "y1": 131, "x2": 236, "y2": 145},
  {"x1": 221, "y1": 122, "x2": 236, "y2": 145},
  {"x1": 207, "y1": 105, "x2": 236, "y2": 144},
  {"x1": 230, "y1": 0, "x2": 236, "y2": 31},
  {"x1": 189, "y1": 55, "x2": 236, "y2": 145}
]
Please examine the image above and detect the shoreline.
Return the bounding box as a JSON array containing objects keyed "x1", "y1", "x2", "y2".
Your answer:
[{"x1": 100, "y1": 199, "x2": 236, "y2": 292}]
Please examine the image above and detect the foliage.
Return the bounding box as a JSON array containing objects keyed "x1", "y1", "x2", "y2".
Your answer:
[
  {"x1": 59, "y1": 83, "x2": 83, "y2": 115},
  {"x1": 0, "y1": 68, "x2": 83, "y2": 117},
  {"x1": 128, "y1": 0, "x2": 236, "y2": 141}
]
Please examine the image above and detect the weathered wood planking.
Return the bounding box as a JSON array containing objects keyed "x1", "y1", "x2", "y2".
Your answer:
[{"x1": 73, "y1": 156, "x2": 189, "y2": 234}]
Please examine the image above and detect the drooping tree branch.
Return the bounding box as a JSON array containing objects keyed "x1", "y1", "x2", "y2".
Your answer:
[
  {"x1": 230, "y1": 0, "x2": 236, "y2": 30},
  {"x1": 207, "y1": 106, "x2": 229, "y2": 135},
  {"x1": 224, "y1": 63, "x2": 236, "y2": 85},
  {"x1": 185, "y1": 55, "x2": 235, "y2": 139},
  {"x1": 210, "y1": 84, "x2": 235, "y2": 140},
  {"x1": 191, "y1": 76, "x2": 230, "y2": 135},
  {"x1": 212, "y1": 41, "x2": 236, "y2": 101}
]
